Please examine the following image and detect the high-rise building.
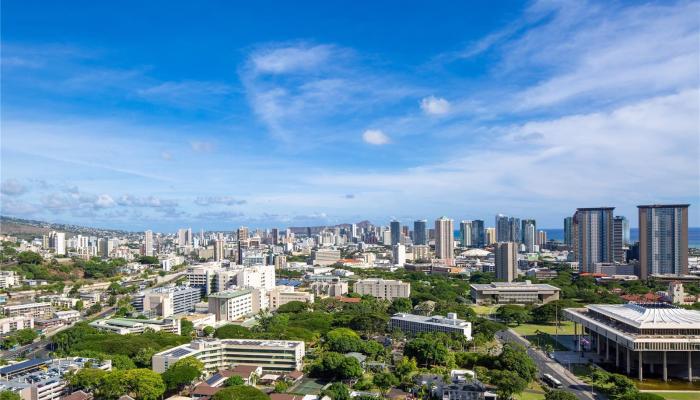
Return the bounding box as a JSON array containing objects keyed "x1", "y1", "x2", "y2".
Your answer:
[
  {"x1": 509, "y1": 217, "x2": 521, "y2": 243},
  {"x1": 496, "y1": 214, "x2": 510, "y2": 242},
  {"x1": 214, "y1": 237, "x2": 225, "y2": 261},
  {"x1": 638, "y1": 204, "x2": 689, "y2": 279},
  {"x1": 271, "y1": 228, "x2": 279, "y2": 245},
  {"x1": 460, "y1": 220, "x2": 472, "y2": 247},
  {"x1": 564, "y1": 217, "x2": 574, "y2": 247},
  {"x1": 521, "y1": 220, "x2": 536, "y2": 253},
  {"x1": 573, "y1": 207, "x2": 615, "y2": 273},
  {"x1": 471, "y1": 220, "x2": 485, "y2": 248},
  {"x1": 613, "y1": 216, "x2": 629, "y2": 263},
  {"x1": 485, "y1": 227, "x2": 497, "y2": 245},
  {"x1": 237, "y1": 227, "x2": 249, "y2": 242},
  {"x1": 177, "y1": 228, "x2": 188, "y2": 247},
  {"x1": 537, "y1": 231, "x2": 547, "y2": 247},
  {"x1": 495, "y1": 242, "x2": 518, "y2": 282},
  {"x1": 49, "y1": 231, "x2": 66, "y2": 256},
  {"x1": 435, "y1": 217, "x2": 454, "y2": 262},
  {"x1": 390, "y1": 220, "x2": 401, "y2": 246},
  {"x1": 413, "y1": 220, "x2": 427, "y2": 245},
  {"x1": 392, "y1": 244, "x2": 406, "y2": 266},
  {"x1": 144, "y1": 230, "x2": 154, "y2": 257}
]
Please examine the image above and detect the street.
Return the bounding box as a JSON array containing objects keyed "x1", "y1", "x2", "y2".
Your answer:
[{"x1": 496, "y1": 329, "x2": 598, "y2": 400}]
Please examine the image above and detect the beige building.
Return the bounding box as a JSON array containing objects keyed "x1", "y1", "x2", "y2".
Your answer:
[
  {"x1": 3, "y1": 302, "x2": 52, "y2": 318},
  {"x1": 152, "y1": 339, "x2": 305, "y2": 373},
  {"x1": 470, "y1": 281, "x2": 560, "y2": 305},
  {"x1": 312, "y1": 248, "x2": 341, "y2": 266},
  {"x1": 268, "y1": 286, "x2": 314, "y2": 310},
  {"x1": 0, "y1": 315, "x2": 34, "y2": 334},
  {"x1": 310, "y1": 278, "x2": 348, "y2": 297},
  {"x1": 573, "y1": 207, "x2": 614, "y2": 273},
  {"x1": 435, "y1": 217, "x2": 454, "y2": 263},
  {"x1": 353, "y1": 278, "x2": 410, "y2": 300},
  {"x1": 207, "y1": 289, "x2": 255, "y2": 322}
]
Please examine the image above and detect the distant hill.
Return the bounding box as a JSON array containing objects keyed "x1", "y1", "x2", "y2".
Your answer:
[{"x1": 0, "y1": 216, "x2": 130, "y2": 240}]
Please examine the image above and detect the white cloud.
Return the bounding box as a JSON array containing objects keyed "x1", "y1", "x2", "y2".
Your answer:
[
  {"x1": 1, "y1": 179, "x2": 28, "y2": 196},
  {"x1": 362, "y1": 129, "x2": 390, "y2": 145},
  {"x1": 117, "y1": 195, "x2": 178, "y2": 208},
  {"x1": 194, "y1": 196, "x2": 247, "y2": 206},
  {"x1": 250, "y1": 44, "x2": 336, "y2": 74},
  {"x1": 420, "y1": 96, "x2": 451, "y2": 115},
  {"x1": 95, "y1": 194, "x2": 116, "y2": 209},
  {"x1": 190, "y1": 141, "x2": 215, "y2": 152}
]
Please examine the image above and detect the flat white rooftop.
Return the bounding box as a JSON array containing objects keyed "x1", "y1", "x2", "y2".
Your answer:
[{"x1": 470, "y1": 281, "x2": 560, "y2": 292}]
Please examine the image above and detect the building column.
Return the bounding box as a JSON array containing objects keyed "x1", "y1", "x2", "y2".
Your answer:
[
  {"x1": 577, "y1": 325, "x2": 582, "y2": 352},
  {"x1": 615, "y1": 342, "x2": 620, "y2": 368},
  {"x1": 689, "y1": 351, "x2": 693, "y2": 382},
  {"x1": 663, "y1": 351, "x2": 668, "y2": 382},
  {"x1": 605, "y1": 336, "x2": 610, "y2": 362},
  {"x1": 638, "y1": 351, "x2": 643, "y2": 381},
  {"x1": 650, "y1": 361, "x2": 654, "y2": 374},
  {"x1": 596, "y1": 332, "x2": 601, "y2": 355},
  {"x1": 626, "y1": 348, "x2": 631, "y2": 376}
]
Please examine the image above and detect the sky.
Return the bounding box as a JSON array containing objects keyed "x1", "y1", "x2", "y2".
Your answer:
[{"x1": 1, "y1": 0, "x2": 699, "y2": 232}]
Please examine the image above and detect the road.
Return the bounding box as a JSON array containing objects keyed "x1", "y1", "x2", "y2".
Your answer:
[{"x1": 497, "y1": 329, "x2": 598, "y2": 400}]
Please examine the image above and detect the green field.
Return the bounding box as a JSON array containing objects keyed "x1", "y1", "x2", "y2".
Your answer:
[
  {"x1": 472, "y1": 305, "x2": 499, "y2": 315},
  {"x1": 645, "y1": 392, "x2": 700, "y2": 400},
  {"x1": 514, "y1": 391, "x2": 545, "y2": 400},
  {"x1": 512, "y1": 321, "x2": 576, "y2": 336}
]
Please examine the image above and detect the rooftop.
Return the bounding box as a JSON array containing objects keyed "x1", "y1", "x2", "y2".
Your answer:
[
  {"x1": 585, "y1": 303, "x2": 700, "y2": 329},
  {"x1": 470, "y1": 281, "x2": 560, "y2": 291},
  {"x1": 208, "y1": 288, "x2": 253, "y2": 299},
  {"x1": 391, "y1": 313, "x2": 470, "y2": 327}
]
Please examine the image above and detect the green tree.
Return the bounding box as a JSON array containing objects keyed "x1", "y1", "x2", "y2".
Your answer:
[
  {"x1": 203, "y1": 326, "x2": 215, "y2": 337},
  {"x1": 496, "y1": 305, "x2": 531, "y2": 326},
  {"x1": 273, "y1": 380, "x2": 289, "y2": 393},
  {"x1": 491, "y1": 369, "x2": 527, "y2": 400},
  {"x1": 0, "y1": 391, "x2": 21, "y2": 400},
  {"x1": 74, "y1": 300, "x2": 84, "y2": 311},
  {"x1": 388, "y1": 298, "x2": 413, "y2": 314},
  {"x1": 404, "y1": 337, "x2": 450, "y2": 367},
  {"x1": 212, "y1": 386, "x2": 269, "y2": 400},
  {"x1": 496, "y1": 344, "x2": 537, "y2": 382},
  {"x1": 372, "y1": 371, "x2": 398, "y2": 395},
  {"x1": 17, "y1": 251, "x2": 43, "y2": 264},
  {"x1": 308, "y1": 352, "x2": 363, "y2": 381},
  {"x1": 181, "y1": 319, "x2": 194, "y2": 337},
  {"x1": 321, "y1": 382, "x2": 351, "y2": 400},
  {"x1": 394, "y1": 356, "x2": 418, "y2": 385},
  {"x1": 545, "y1": 390, "x2": 578, "y2": 400},
  {"x1": 161, "y1": 357, "x2": 203, "y2": 390},
  {"x1": 531, "y1": 303, "x2": 557, "y2": 323},
  {"x1": 14, "y1": 328, "x2": 38, "y2": 346},
  {"x1": 325, "y1": 328, "x2": 363, "y2": 353},
  {"x1": 276, "y1": 301, "x2": 308, "y2": 313},
  {"x1": 68, "y1": 368, "x2": 108, "y2": 392},
  {"x1": 224, "y1": 376, "x2": 245, "y2": 387}
]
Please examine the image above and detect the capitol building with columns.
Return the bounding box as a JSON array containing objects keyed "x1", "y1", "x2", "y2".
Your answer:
[{"x1": 564, "y1": 303, "x2": 700, "y2": 381}]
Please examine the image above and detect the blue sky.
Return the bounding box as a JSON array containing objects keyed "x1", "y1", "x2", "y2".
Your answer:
[{"x1": 1, "y1": 0, "x2": 698, "y2": 232}]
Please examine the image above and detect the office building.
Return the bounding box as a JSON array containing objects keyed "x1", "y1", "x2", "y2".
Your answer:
[
  {"x1": 537, "y1": 230, "x2": 547, "y2": 247},
  {"x1": 564, "y1": 216, "x2": 574, "y2": 247},
  {"x1": 390, "y1": 220, "x2": 401, "y2": 246},
  {"x1": 495, "y1": 242, "x2": 517, "y2": 282},
  {"x1": 390, "y1": 313, "x2": 472, "y2": 339},
  {"x1": 412, "y1": 244, "x2": 430, "y2": 261},
  {"x1": 353, "y1": 278, "x2": 410, "y2": 300},
  {"x1": 435, "y1": 217, "x2": 454, "y2": 262},
  {"x1": 521, "y1": 219, "x2": 537, "y2": 253},
  {"x1": 144, "y1": 230, "x2": 154, "y2": 257},
  {"x1": 413, "y1": 220, "x2": 427, "y2": 245},
  {"x1": 208, "y1": 289, "x2": 255, "y2": 322},
  {"x1": 638, "y1": 204, "x2": 690, "y2": 279},
  {"x1": 470, "y1": 281, "x2": 561, "y2": 305},
  {"x1": 496, "y1": 214, "x2": 509, "y2": 242},
  {"x1": 312, "y1": 248, "x2": 341, "y2": 266},
  {"x1": 485, "y1": 227, "x2": 496, "y2": 245},
  {"x1": 271, "y1": 228, "x2": 279, "y2": 245},
  {"x1": 573, "y1": 207, "x2": 615, "y2": 273},
  {"x1": 471, "y1": 220, "x2": 485, "y2": 248},
  {"x1": 214, "y1": 238, "x2": 225, "y2": 261},
  {"x1": 132, "y1": 286, "x2": 201, "y2": 318},
  {"x1": 152, "y1": 339, "x2": 305, "y2": 373},
  {"x1": 460, "y1": 220, "x2": 472, "y2": 247},
  {"x1": 48, "y1": 231, "x2": 66, "y2": 256},
  {"x1": 310, "y1": 278, "x2": 348, "y2": 297},
  {"x1": 392, "y1": 244, "x2": 406, "y2": 266},
  {"x1": 564, "y1": 303, "x2": 700, "y2": 381},
  {"x1": 613, "y1": 216, "x2": 629, "y2": 263}
]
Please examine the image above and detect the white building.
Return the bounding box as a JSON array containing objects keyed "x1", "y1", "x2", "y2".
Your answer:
[
  {"x1": 152, "y1": 339, "x2": 305, "y2": 373},
  {"x1": 392, "y1": 244, "x2": 406, "y2": 266},
  {"x1": 3, "y1": 302, "x2": 53, "y2": 318},
  {"x1": 207, "y1": 289, "x2": 255, "y2": 322},
  {"x1": 268, "y1": 286, "x2": 314, "y2": 310},
  {"x1": 0, "y1": 271, "x2": 19, "y2": 289},
  {"x1": 0, "y1": 316, "x2": 34, "y2": 334},
  {"x1": 132, "y1": 286, "x2": 201, "y2": 318},
  {"x1": 312, "y1": 249, "x2": 341, "y2": 266},
  {"x1": 90, "y1": 317, "x2": 180, "y2": 335},
  {"x1": 470, "y1": 281, "x2": 560, "y2": 305},
  {"x1": 390, "y1": 313, "x2": 472, "y2": 339},
  {"x1": 310, "y1": 278, "x2": 348, "y2": 297}
]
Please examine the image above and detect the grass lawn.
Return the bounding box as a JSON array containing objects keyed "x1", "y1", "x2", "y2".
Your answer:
[
  {"x1": 636, "y1": 379, "x2": 700, "y2": 391},
  {"x1": 511, "y1": 320, "x2": 575, "y2": 336},
  {"x1": 645, "y1": 392, "x2": 700, "y2": 400},
  {"x1": 515, "y1": 392, "x2": 545, "y2": 400},
  {"x1": 472, "y1": 305, "x2": 499, "y2": 316}
]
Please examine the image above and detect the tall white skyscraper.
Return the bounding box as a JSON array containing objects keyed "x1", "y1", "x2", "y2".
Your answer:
[
  {"x1": 49, "y1": 231, "x2": 66, "y2": 256},
  {"x1": 460, "y1": 220, "x2": 472, "y2": 247},
  {"x1": 435, "y1": 217, "x2": 454, "y2": 263},
  {"x1": 573, "y1": 207, "x2": 614, "y2": 273},
  {"x1": 392, "y1": 244, "x2": 406, "y2": 266},
  {"x1": 144, "y1": 230, "x2": 154, "y2": 257},
  {"x1": 521, "y1": 219, "x2": 536, "y2": 253}
]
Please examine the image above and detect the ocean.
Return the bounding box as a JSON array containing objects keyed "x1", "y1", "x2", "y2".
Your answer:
[{"x1": 541, "y1": 227, "x2": 700, "y2": 249}]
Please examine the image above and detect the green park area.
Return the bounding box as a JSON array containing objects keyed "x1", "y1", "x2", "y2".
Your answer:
[
  {"x1": 512, "y1": 320, "x2": 576, "y2": 336},
  {"x1": 471, "y1": 304, "x2": 499, "y2": 316},
  {"x1": 645, "y1": 392, "x2": 700, "y2": 400}
]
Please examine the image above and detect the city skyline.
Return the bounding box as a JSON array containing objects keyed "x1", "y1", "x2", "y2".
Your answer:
[{"x1": 1, "y1": 1, "x2": 699, "y2": 231}]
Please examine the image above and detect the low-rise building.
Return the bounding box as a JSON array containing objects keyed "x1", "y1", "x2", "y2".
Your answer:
[
  {"x1": 132, "y1": 286, "x2": 201, "y2": 318},
  {"x1": 207, "y1": 289, "x2": 255, "y2": 322},
  {"x1": 310, "y1": 278, "x2": 348, "y2": 297},
  {"x1": 268, "y1": 286, "x2": 314, "y2": 310},
  {"x1": 470, "y1": 281, "x2": 560, "y2": 305},
  {"x1": 3, "y1": 302, "x2": 53, "y2": 318},
  {"x1": 311, "y1": 249, "x2": 341, "y2": 266},
  {"x1": 89, "y1": 317, "x2": 181, "y2": 335},
  {"x1": 0, "y1": 271, "x2": 19, "y2": 289},
  {"x1": 0, "y1": 315, "x2": 34, "y2": 334},
  {"x1": 0, "y1": 357, "x2": 111, "y2": 400},
  {"x1": 390, "y1": 313, "x2": 472, "y2": 339},
  {"x1": 152, "y1": 339, "x2": 305, "y2": 373},
  {"x1": 353, "y1": 278, "x2": 410, "y2": 300}
]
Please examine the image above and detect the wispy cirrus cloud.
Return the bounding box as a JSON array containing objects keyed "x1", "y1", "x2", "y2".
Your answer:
[{"x1": 194, "y1": 196, "x2": 247, "y2": 206}]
